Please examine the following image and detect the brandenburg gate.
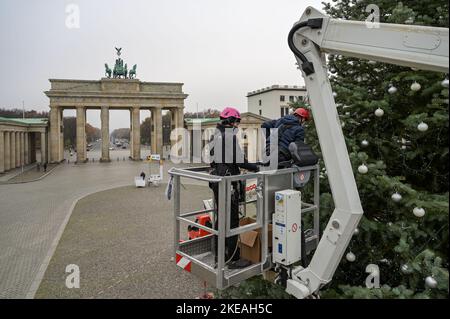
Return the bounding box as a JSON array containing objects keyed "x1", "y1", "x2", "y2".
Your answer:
[{"x1": 44, "y1": 49, "x2": 188, "y2": 163}]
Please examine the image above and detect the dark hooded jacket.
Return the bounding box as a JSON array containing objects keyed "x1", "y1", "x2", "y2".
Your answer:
[
  {"x1": 209, "y1": 122, "x2": 258, "y2": 175},
  {"x1": 261, "y1": 114, "x2": 305, "y2": 152}
]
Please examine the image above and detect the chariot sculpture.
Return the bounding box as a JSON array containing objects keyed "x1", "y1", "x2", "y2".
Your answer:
[{"x1": 104, "y1": 48, "x2": 137, "y2": 79}]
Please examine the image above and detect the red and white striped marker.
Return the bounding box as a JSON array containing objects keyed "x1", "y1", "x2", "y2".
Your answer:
[{"x1": 176, "y1": 253, "x2": 191, "y2": 272}]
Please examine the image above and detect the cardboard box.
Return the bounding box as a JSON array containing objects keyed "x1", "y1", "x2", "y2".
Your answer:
[{"x1": 238, "y1": 217, "x2": 272, "y2": 263}]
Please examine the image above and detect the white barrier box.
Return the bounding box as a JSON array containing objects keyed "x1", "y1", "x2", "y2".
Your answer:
[{"x1": 135, "y1": 177, "x2": 146, "y2": 188}]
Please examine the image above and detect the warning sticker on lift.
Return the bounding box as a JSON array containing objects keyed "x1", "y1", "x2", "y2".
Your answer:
[{"x1": 176, "y1": 253, "x2": 192, "y2": 272}]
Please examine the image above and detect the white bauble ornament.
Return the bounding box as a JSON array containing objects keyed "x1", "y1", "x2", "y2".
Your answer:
[
  {"x1": 361, "y1": 139, "x2": 369, "y2": 147},
  {"x1": 417, "y1": 122, "x2": 428, "y2": 132},
  {"x1": 353, "y1": 228, "x2": 360, "y2": 236},
  {"x1": 358, "y1": 164, "x2": 368, "y2": 174},
  {"x1": 368, "y1": 60, "x2": 377, "y2": 65},
  {"x1": 391, "y1": 192, "x2": 402, "y2": 202},
  {"x1": 375, "y1": 108, "x2": 384, "y2": 117},
  {"x1": 441, "y1": 78, "x2": 449, "y2": 88},
  {"x1": 401, "y1": 264, "x2": 411, "y2": 274},
  {"x1": 332, "y1": 92, "x2": 338, "y2": 98},
  {"x1": 425, "y1": 276, "x2": 438, "y2": 289},
  {"x1": 405, "y1": 17, "x2": 414, "y2": 24},
  {"x1": 388, "y1": 86, "x2": 398, "y2": 94},
  {"x1": 330, "y1": 68, "x2": 336, "y2": 73},
  {"x1": 346, "y1": 252, "x2": 356, "y2": 262},
  {"x1": 410, "y1": 82, "x2": 421, "y2": 91},
  {"x1": 413, "y1": 207, "x2": 426, "y2": 218}
]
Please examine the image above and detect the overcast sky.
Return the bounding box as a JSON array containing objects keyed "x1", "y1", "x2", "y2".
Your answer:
[{"x1": 0, "y1": 0, "x2": 326, "y2": 130}]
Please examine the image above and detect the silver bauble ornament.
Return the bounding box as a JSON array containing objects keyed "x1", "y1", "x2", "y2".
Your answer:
[
  {"x1": 425, "y1": 276, "x2": 438, "y2": 289},
  {"x1": 391, "y1": 192, "x2": 402, "y2": 202},
  {"x1": 413, "y1": 207, "x2": 426, "y2": 218},
  {"x1": 332, "y1": 92, "x2": 338, "y2": 98},
  {"x1": 346, "y1": 252, "x2": 356, "y2": 262},
  {"x1": 388, "y1": 86, "x2": 398, "y2": 94},
  {"x1": 330, "y1": 68, "x2": 336, "y2": 73},
  {"x1": 401, "y1": 264, "x2": 411, "y2": 274},
  {"x1": 410, "y1": 82, "x2": 421, "y2": 91},
  {"x1": 368, "y1": 60, "x2": 377, "y2": 65},
  {"x1": 375, "y1": 108, "x2": 384, "y2": 117},
  {"x1": 353, "y1": 228, "x2": 360, "y2": 236},
  {"x1": 361, "y1": 139, "x2": 369, "y2": 147},
  {"x1": 442, "y1": 78, "x2": 449, "y2": 88},
  {"x1": 417, "y1": 122, "x2": 428, "y2": 132},
  {"x1": 358, "y1": 164, "x2": 368, "y2": 174}
]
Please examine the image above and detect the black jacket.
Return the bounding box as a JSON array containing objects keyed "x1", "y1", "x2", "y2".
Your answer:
[{"x1": 209, "y1": 122, "x2": 258, "y2": 175}]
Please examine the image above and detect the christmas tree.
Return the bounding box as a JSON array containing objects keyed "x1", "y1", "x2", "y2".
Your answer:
[
  {"x1": 220, "y1": 0, "x2": 448, "y2": 299},
  {"x1": 318, "y1": 0, "x2": 449, "y2": 299}
]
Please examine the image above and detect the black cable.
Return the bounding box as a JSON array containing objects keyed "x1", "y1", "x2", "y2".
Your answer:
[{"x1": 288, "y1": 18, "x2": 324, "y2": 76}]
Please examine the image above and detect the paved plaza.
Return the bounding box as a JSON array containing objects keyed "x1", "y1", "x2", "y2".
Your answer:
[
  {"x1": 0, "y1": 154, "x2": 206, "y2": 298},
  {"x1": 35, "y1": 185, "x2": 211, "y2": 299}
]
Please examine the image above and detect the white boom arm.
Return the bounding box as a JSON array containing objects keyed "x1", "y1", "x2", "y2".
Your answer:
[{"x1": 287, "y1": 7, "x2": 449, "y2": 299}]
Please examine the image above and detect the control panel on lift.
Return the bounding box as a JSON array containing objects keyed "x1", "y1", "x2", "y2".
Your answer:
[{"x1": 272, "y1": 190, "x2": 302, "y2": 266}]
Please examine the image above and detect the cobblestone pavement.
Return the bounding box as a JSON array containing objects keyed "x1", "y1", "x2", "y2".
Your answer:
[
  {"x1": 0, "y1": 160, "x2": 206, "y2": 298},
  {"x1": 35, "y1": 185, "x2": 213, "y2": 299}
]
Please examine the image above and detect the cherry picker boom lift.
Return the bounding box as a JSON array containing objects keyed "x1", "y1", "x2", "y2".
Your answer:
[{"x1": 168, "y1": 6, "x2": 449, "y2": 299}]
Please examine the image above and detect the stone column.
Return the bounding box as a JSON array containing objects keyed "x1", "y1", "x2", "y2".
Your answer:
[
  {"x1": 15, "y1": 132, "x2": 20, "y2": 167},
  {"x1": 24, "y1": 132, "x2": 29, "y2": 165},
  {"x1": 59, "y1": 109, "x2": 64, "y2": 161},
  {"x1": 151, "y1": 108, "x2": 162, "y2": 155},
  {"x1": 0, "y1": 131, "x2": 4, "y2": 173},
  {"x1": 30, "y1": 133, "x2": 36, "y2": 163},
  {"x1": 76, "y1": 106, "x2": 87, "y2": 163},
  {"x1": 50, "y1": 107, "x2": 63, "y2": 163},
  {"x1": 20, "y1": 132, "x2": 25, "y2": 166},
  {"x1": 129, "y1": 110, "x2": 133, "y2": 158},
  {"x1": 10, "y1": 132, "x2": 15, "y2": 168},
  {"x1": 4, "y1": 131, "x2": 10, "y2": 171},
  {"x1": 131, "y1": 107, "x2": 141, "y2": 160},
  {"x1": 170, "y1": 108, "x2": 184, "y2": 155},
  {"x1": 40, "y1": 131, "x2": 47, "y2": 163},
  {"x1": 176, "y1": 107, "x2": 185, "y2": 129},
  {"x1": 100, "y1": 106, "x2": 110, "y2": 162}
]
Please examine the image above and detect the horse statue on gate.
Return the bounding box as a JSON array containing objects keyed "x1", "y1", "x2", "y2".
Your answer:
[
  {"x1": 128, "y1": 64, "x2": 137, "y2": 79},
  {"x1": 105, "y1": 63, "x2": 112, "y2": 78}
]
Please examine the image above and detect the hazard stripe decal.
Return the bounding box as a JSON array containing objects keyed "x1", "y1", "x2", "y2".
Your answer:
[{"x1": 175, "y1": 253, "x2": 192, "y2": 272}]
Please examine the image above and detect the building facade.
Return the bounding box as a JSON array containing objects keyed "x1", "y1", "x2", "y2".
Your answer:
[
  {"x1": 247, "y1": 85, "x2": 308, "y2": 119},
  {"x1": 0, "y1": 117, "x2": 49, "y2": 174}
]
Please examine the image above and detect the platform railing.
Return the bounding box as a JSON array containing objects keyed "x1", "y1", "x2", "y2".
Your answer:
[{"x1": 168, "y1": 164, "x2": 320, "y2": 289}]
